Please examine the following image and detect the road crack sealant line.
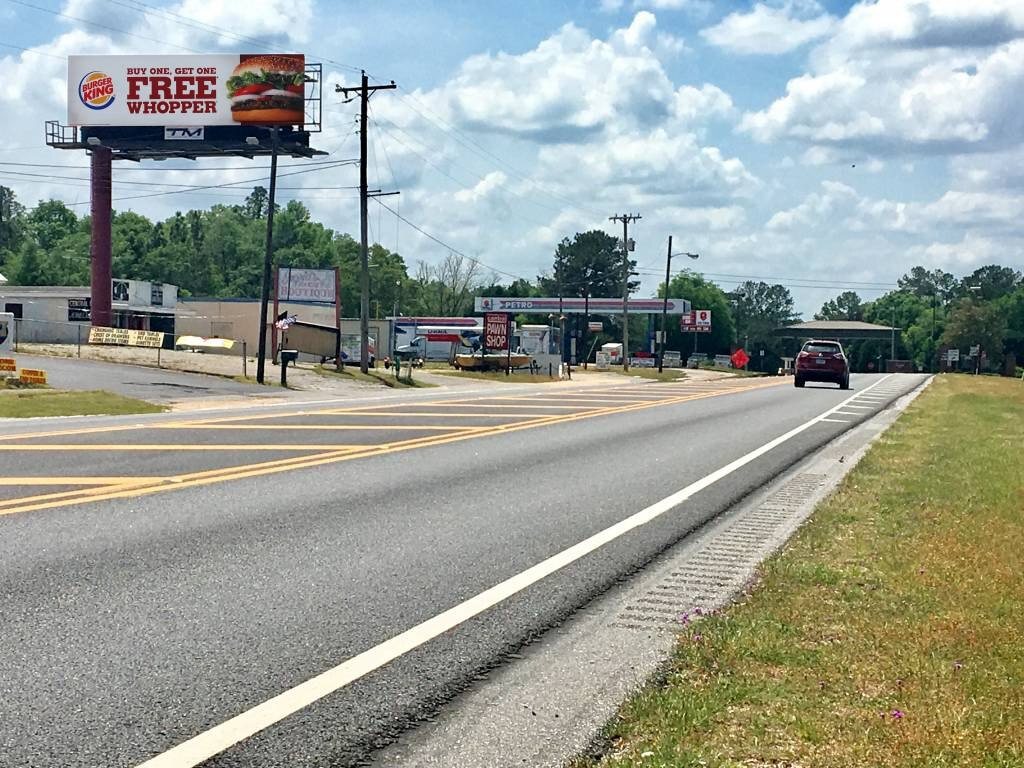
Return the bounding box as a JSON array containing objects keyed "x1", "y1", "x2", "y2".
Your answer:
[
  {"x1": 129, "y1": 375, "x2": 893, "y2": 768},
  {"x1": 0, "y1": 382, "x2": 781, "y2": 518}
]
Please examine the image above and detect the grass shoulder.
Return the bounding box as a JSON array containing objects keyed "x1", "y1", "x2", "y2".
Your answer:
[
  {"x1": 578, "y1": 374, "x2": 1024, "y2": 768},
  {"x1": 313, "y1": 364, "x2": 435, "y2": 388},
  {"x1": 427, "y1": 368, "x2": 559, "y2": 384},
  {"x1": 0, "y1": 382, "x2": 166, "y2": 418},
  {"x1": 575, "y1": 366, "x2": 689, "y2": 382}
]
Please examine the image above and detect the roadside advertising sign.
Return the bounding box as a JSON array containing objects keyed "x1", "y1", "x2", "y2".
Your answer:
[
  {"x1": 595, "y1": 351, "x2": 611, "y2": 370},
  {"x1": 89, "y1": 326, "x2": 165, "y2": 348},
  {"x1": 946, "y1": 348, "x2": 960, "y2": 362},
  {"x1": 67, "y1": 297, "x2": 91, "y2": 322},
  {"x1": 587, "y1": 322, "x2": 603, "y2": 332},
  {"x1": 680, "y1": 310, "x2": 712, "y2": 333},
  {"x1": 19, "y1": 369, "x2": 48, "y2": 385},
  {"x1": 484, "y1": 312, "x2": 509, "y2": 351},
  {"x1": 277, "y1": 268, "x2": 337, "y2": 303},
  {"x1": 0, "y1": 357, "x2": 15, "y2": 374},
  {"x1": 68, "y1": 54, "x2": 306, "y2": 127},
  {"x1": 731, "y1": 348, "x2": 750, "y2": 369}
]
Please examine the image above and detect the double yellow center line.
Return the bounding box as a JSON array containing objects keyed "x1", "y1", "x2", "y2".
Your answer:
[{"x1": 0, "y1": 379, "x2": 784, "y2": 517}]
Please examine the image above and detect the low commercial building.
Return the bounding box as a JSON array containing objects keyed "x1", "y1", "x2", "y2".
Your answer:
[{"x1": 0, "y1": 279, "x2": 183, "y2": 347}]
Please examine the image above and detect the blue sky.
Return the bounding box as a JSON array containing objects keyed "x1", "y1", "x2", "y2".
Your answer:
[{"x1": 2, "y1": 0, "x2": 1022, "y2": 315}]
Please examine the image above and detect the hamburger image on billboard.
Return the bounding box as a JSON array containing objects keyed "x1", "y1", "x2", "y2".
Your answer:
[{"x1": 227, "y1": 54, "x2": 305, "y2": 125}]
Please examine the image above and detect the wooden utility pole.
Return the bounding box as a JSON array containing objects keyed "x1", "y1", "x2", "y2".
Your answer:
[
  {"x1": 336, "y1": 72, "x2": 396, "y2": 374},
  {"x1": 610, "y1": 213, "x2": 640, "y2": 370}
]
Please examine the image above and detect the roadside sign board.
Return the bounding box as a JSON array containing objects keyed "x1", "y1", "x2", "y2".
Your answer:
[
  {"x1": 89, "y1": 326, "x2": 165, "y2": 348},
  {"x1": 0, "y1": 357, "x2": 16, "y2": 374},
  {"x1": 731, "y1": 348, "x2": 750, "y2": 369},
  {"x1": 484, "y1": 312, "x2": 509, "y2": 351},
  {"x1": 663, "y1": 350, "x2": 682, "y2": 368},
  {"x1": 277, "y1": 268, "x2": 337, "y2": 303},
  {"x1": 19, "y1": 368, "x2": 48, "y2": 385},
  {"x1": 587, "y1": 321, "x2": 603, "y2": 332},
  {"x1": 969, "y1": 345, "x2": 980, "y2": 357},
  {"x1": 595, "y1": 351, "x2": 611, "y2": 370},
  {"x1": 946, "y1": 349, "x2": 960, "y2": 362},
  {"x1": 680, "y1": 310, "x2": 712, "y2": 332},
  {"x1": 67, "y1": 297, "x2": 91, "y2": 322}
]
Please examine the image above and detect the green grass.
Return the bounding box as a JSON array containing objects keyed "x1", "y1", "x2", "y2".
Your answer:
[
  {"x1": 0, "y1": 388, "x2": 166, "y2": 418},
  {"x1": 313, "y1": 365, "x2": 435, "y2": 388},
  {"x1": 578, "y1": 375, "x2": 1024, "y2": 768},
  {"x1": 427, "y1": 368, "x2": 558, "y2": 383},
  {"x1": 697, "y1": 362, "x2": 770, "y2": 377},
  {"x1": 577, "y1": 366, "x2": 689, "y2": 382}
]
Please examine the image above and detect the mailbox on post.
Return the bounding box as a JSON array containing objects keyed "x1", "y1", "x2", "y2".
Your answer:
[{"x1": 280, "y1": 349, "x2": 299, "y2": 387}]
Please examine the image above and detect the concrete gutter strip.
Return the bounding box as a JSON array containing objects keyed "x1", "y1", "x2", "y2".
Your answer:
[{"x1": 375, "y1": 376, "x2": 933, "y2": 768}]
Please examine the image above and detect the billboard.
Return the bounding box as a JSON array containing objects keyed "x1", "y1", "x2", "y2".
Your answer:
[
  {"x1": 68, "y1": 54, "x2": 305, "y2": 127},
  {"x1": 277, "y1": 268, "x2": 337, "y2": 303}
]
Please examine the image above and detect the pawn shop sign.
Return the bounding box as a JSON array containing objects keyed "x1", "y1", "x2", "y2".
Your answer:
[{"x1": 731, "y1": 348, "x2": 750, "y2": 369}]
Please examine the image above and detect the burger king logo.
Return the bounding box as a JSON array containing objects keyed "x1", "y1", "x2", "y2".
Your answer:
[{"x1": 79, "y1": 71, "x2": 115, "y2": 110}]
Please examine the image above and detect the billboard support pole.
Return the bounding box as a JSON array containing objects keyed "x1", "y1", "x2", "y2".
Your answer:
[
  {"x1": 256, "y1": 126, "x2": 280, "y2": 385},
  {"x1": 90, "y1": 146, "x2": 112, "y2": 328}
]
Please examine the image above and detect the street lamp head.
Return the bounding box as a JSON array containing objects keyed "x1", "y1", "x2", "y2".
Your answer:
[{"x1": 684, "y1": 252, "x2": 699, "y2": 260}]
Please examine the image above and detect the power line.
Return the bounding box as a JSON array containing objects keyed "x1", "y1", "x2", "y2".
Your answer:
[
  {"x1": 0, "y1": 39, "x2": 66, "y2": 60},
  {"x1": 7, "y1": 0, "x2": 200, "y2": 52},
  {"x1": 52, "y1": 160, "x2": 359, "y2": 205},
  {"x1": 372, "y1": 197, "x2": 528, "y2": 282},
  {"x1": 394, "y1": 86, "x2": 607, "y2": 220},
  {"x1": 0, "y1": 159, "x2": 357, "y2": 172}
]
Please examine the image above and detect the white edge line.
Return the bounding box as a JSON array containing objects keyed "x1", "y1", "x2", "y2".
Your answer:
[{"x1": 134, "y1": 375, "x2": 897, "y2": 768}]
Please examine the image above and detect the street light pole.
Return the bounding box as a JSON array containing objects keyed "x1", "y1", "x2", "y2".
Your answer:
[
  {"x1": 256, "y1": 125, "x2": 279, "y2": 385},
  {"x1": 657, "y1": 240, "x2": 698, "y2": 373}
]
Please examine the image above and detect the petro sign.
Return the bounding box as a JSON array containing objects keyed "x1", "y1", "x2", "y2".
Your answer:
[{"x1": 68, "y1": 54, "x2": 306, "y2": 127}]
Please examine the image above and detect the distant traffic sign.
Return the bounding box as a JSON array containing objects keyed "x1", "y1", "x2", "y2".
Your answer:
[
  {"x1": 731, "y1": 348, "x2": 750, "y2": 369},
  {"x1": 946, "y1": 348, "x2": 960, "y2": 362}
]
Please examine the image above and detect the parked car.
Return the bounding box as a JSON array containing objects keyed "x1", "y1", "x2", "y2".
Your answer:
[{"x1": 795, "y1": 340, "x2": 850, "y2": 389}]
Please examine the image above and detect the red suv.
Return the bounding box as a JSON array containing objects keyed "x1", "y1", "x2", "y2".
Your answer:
[{"x1": 795, "y1": 339, "x2": 850, "y2": 389}]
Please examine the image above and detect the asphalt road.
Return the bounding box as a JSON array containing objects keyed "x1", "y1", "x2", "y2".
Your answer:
[{"x1": 0, "y1": 372, "x2": 928, "y2": 767}]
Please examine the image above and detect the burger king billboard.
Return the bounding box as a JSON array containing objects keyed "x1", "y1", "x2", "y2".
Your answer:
[{"x1": 68, "y1": 54, "x2": 306, "y2": 127}]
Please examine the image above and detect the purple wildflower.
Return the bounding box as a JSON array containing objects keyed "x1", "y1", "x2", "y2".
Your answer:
[{"x1": 890, "y1": 709, "x2": 904, "y2": 719}]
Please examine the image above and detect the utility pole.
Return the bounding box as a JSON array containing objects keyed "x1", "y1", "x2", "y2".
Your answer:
[
  {"x1": 336, "y1": 72, "x2": 396, "y2": 374},
  {"x1": 610, "y1": 213, "x2": 640, "y2": 371}
]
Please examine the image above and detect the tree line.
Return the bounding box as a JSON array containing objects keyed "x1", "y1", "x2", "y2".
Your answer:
[{"x1": 1, "y1": 185, "x2": 1020, "y2": 373}]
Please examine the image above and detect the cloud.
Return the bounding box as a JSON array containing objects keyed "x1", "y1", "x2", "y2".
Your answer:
[
  {"x1": 700, "y1": 2, "x2": 838, "y2": 55},
  {"x1": 740, "y1": 0, "x2": 1024, "y2": 154}
]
